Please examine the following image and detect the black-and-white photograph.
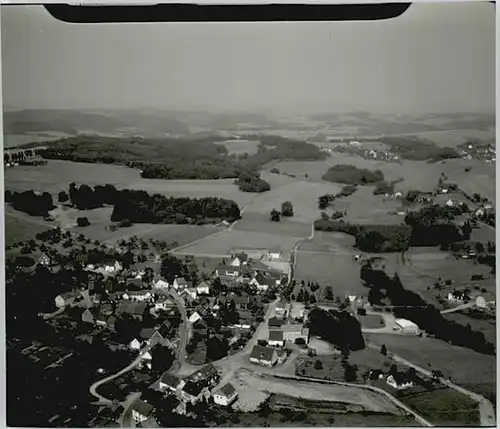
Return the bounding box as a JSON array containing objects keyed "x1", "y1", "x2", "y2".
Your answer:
[{"x1": 2, "y1": 3, "x2": 496, "y2": 428}]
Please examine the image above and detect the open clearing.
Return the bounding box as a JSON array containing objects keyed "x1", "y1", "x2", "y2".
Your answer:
[
  {"x1": 364, "y1": 333, "x2": 496, "y2": 399},
  {"x1": 400, "y1": 388, "x2": 480, "y2": 426},
  {"x1": 264, "y1": 155, "x2": 495, "y2": 202},
  {"x1": 214, "y1": 139, "x2": 260, "y2": 156},
  {"x1": 173, "y1": 229, "x2": 299, "y2": 258},
  {"x1": 233, "y1": 212, "x2": 311, "y2": 238},
  {"x1": 5, "y1": 211, "x2": 51, "y2": 246},
  {"x1": 232, "y1": 369, "x2": 402, "y2": 415}
]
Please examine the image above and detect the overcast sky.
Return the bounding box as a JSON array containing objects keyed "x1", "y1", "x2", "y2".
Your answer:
[{"x1": 1, "y1": 3, "x2": 495, "y2": 114}]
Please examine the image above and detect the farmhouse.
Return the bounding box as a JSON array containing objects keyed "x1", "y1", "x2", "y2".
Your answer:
[
  {"x1": 213, "y1": 383, "x2": 238, "y2": 406},
  {"x1": 54, "y1": 291, "x2": 79, "y2": 308},
  {"x1": 102, "y1": 260, "x2": 123, "y2": 274},
  {"x1": 196, "y1": 281, "x2": 210, "y2": 295},
  {"x1": 447, "y1": 290, "x2": 468, "y2": 303},
  {"x1": 181, "y1": 382, "x2": 210, "y2": 404},
  {"x1": 159, "y1": 372, "x2": 185, "y2": 393},
  {"x1": 268, "y1": 330, "x2": 285, "y2": 347},
  {"x1": 131, "y1": 399, "x2": 154, "y2": 424},
  {"x1": 187, "y1": 364, "x2": 220, "y2": 386},
  {"x1": 249, "y1": 345, "x2": 278, "y2": 367},
  {"x1": 267, "y1": 248, "x2": 282, "y2": 260},
  {"x1": 282, "y1": 324, "x2": 309, "y2": 343},
  {"x1": 386, "y1": 373, "x2": 413, "y2": 390},
  {"x1": 249, "y1": 274, "x2": 276, "y2": 292},
  {"x1": 154, "y1": 279, "x2": 169, "y2": 289},
  {"x1": 394, "y1": 319, "x2": 420, "y2": 335},
  {"x1": 215, "y1": 264, "x2": 240, "y2": 278},
  {"x1": 173, "y1": 277, "x2": 188, "y2": 290}
]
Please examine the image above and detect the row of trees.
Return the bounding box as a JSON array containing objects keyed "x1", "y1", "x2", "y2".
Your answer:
[
  {"x1": 269, "y1": 201, "x2": 294, "y2": 222},
  {"x1": 360, "y1": 263, "x2": 495, "y2": 355},
  {"x1": 234, "y1": 173, "x2": 271, "y2": 193},
  {"x1": 318, "y1": 185, "x2": 357, "y2": 210},
  {"x1": 314, "y1": 220, "x2": 411, "y2": 253},
  {"x1": 4, "y1": 148, "x2": 45, "y2": 164},
  {"x1": 322, "y1": 165, "x2": 384, "y2": 186}
]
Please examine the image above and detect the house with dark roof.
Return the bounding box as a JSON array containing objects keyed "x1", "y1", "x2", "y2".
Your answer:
[
  {"x1": 268, "y1": 317, "x2": 286, "y2": 328},
  {"x1": 159, "y1": 372, "x2": 185, "y2": 393},
  {"x1": 215, "y1": 264, "x2": 240, "y2": 278},
  {"x1": 187, "y1": 363, "x2": 219, "y2": 386},
  {"x1": 386, "y1": 373, "x2": 413, "y2": 390},
  {"x1": 180, "y1": 381, "x2": 210, "y2": 404},
  {"x1": 268, "y1": 330, "x2": 285, "y2": 347},
  {"x1": 213, "y1": 383, "x2": 238, "y2": 406},
  {"x1": 140, "y1": 329, "x2": 167, "y2": 347},
  {"x1": 130, "y1": 399, "x2": 154, "y2": 424},
  {"x1": 249, "y1": 345, "x2": 278, "y2": 367},
  {"x1": 137, "y1": 417, "x2": 161, "y2": 428}
]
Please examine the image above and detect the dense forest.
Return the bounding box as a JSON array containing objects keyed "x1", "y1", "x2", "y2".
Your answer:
[
  {"x1": 322, "y1": 165, "x2": 384, "y2": 185},
  {"x1": 360, "y1": 264, "x2": 495, "y2": 355},
  {"x1": 5, "y1": 190, "x2": 55, "y2": 217},
  {"x1": 308, "y1": 308, "x2": 365, "y2": 353},
  {"x1": 36, "y1": 134, "x2": 327, "y2": 181}
]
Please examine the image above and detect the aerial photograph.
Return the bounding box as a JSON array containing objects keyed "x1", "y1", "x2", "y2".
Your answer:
[{"x1": 2, "y1": 3, "x2": 496, "y2": 428}]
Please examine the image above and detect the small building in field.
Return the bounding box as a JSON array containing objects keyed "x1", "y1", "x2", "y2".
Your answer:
[
  {"x1": 386, "y1": 373, "x2": 413, "y2": 390},
  {"x1": 249, "y1": 345, "x2": 278, "y2": 367},
  {"x1": 131, "y1": 399, "x2": 154, "y2": 424},
  {"x1": 213, "y1": 383, "x2": 238, "y2": 406},
  {"x1": 476, "y1": 296, "x2": 487, "y2": 309},
  {"x1": 394, "y1": 318, "x2": 420, "y2": 335},
  {"x1": 268, "y1": 330, "x2": 285, "y2": 347},
  {"x1": 39, "y1": 253, "x2": 51, "y2": 266}
]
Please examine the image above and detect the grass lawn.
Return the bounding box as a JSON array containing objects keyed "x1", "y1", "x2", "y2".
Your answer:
[
  {"x1": 399, "y1": 388, "x2": 480, "y2": 426},
  {"x1": 233, "y1": 212, "x2": 311, "y2": 238},
  {"x1": 5, "y1": 212, "x2": 51, "y2": 246},
  {"x1": 364, "y1": 333, "x2": 496, "y2": 400},
  {"x1": 443, "y1": 311, "x2": 496, "y2": 345},
  {"x1": 359, "y1": 314, "x2": 385, "y2": 329}
]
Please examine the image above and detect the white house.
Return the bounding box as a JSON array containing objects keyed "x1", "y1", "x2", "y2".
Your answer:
[
  {"x1": 123, "y1": 291, "x2": 152, "y2": 302},
  {"x1": 154, "y1": 279, "x2": 170, "y2": 289},
  {"x1": 447, "y1": 290, "x2": 466, "y2": 303},
  {"x1": 213, "y1": 383, "x2": 238, "y2": 406},
  {"x1": 476, "y1": 296, "x2": 487, "y2": 309},
  {"x1": 230, "y1": 257, "x2": 242, "y2": 267},
  {"x1": 249, "y1": 275, "x2": 275, "y2": 292},
  {"x1": 181, "y1": 287, "x2": 197, "y2": 301},
  {"x1": 130, "y1": 338, "x2": 142, "y2": 351},
  {"x1": 139, "y1": 351, "x2": 153, "y2": 370},
  {"x1": 155, "y1": 296, "x2": 175, "y2": 312},
  {"x1": 196, "y1": 281, "x2": 210, "y2": 295},
  {"x1": 189, "y1": 311, "x2": 202, "y2": 324},
  {"x1": 475, "y1": 208, "x2": 485, "y2": 217},
  {"x1": 268, "y1": 330, "x2": 285, "y2": 347},
  {"x1": 267, "y1": 249, "x2": 282, "y2": 260},
  {"x1": 386, "y1": 374, "x2": 413, "y2": 390},
  {"x1": 215, "y1": 264, "x2": 240, "y2": 278},
  {"x1": 394, "y1": 318, "x2": 420, "y2": 335},
  {"x1": 173, "y1": 277, "x2": 188, "y2": 290},
  {"x1": 159, "y1": 372, "x2": 185, "y2": 393},
  {"x1": 445, "y1": 199, "x2": 455, "y2": 207},
  {"x1": 54, "y1": 291, "x2": 78, "y2": 308},
  {"x1": 102, "y1": 260, "x2": 123, "y2": 274},
  {"x1": 131, "y1": 400, "x2": 154, "y2": 424}
]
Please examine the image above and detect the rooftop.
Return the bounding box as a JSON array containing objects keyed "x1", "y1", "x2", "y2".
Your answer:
[
  {"x1": 269, "y1": 330, "x2": 284, "y2": 342},
  {"x1": 131, "y1": 399, "x2": 154, "y2": 417},
  {"x1": 217, "y1": 383, "x2": 236, "y2": 398},
  {"x1": 160, "y1": 372, "x2": 181, "y2": 387},
  {"x1": 250, "y1": 345, "x2": 276, "y2": 362}
]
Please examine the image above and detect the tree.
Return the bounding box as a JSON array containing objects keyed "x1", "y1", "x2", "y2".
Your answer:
[
  {"x1": 77, "y1": 217, "x2": 91, "y2": 227},
  {"x1": 314, "y1": 359, "x2": 323, "y2": 370},
  {"x1": 320, "y1": 212, "x2": 329, "y2": 221},
  {"x1": 324, "y1": 286, "x2": 334, "y2": 301},
  {"x1": 380, "y1": 344, "x2": 387, "y2": 356},
  {"x1": 270, "y1": 209, "x2": 281, "y2": 222},
  {"x1": 475, "y1": 242, "x2": 485, "y2": 253},
  {"x1": 58, "y1": 191, "x2": 69, "y2": 203},
  {"x1": 281, "y1": 201, "x2": 294, "y2": 217}
]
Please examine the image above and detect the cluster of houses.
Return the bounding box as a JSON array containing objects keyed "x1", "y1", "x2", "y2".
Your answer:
[
  {"x1": 248, "y1": 302, "x2": 310, "y2": 368},
  {"x1": 214, "y1": 252, "x2": 286, "y2": 293},
  {"x1": 367, "y1": 369, "x2": 415, "y2": 390},
  {"x1": 129, "y1": 363, "x2": 239, "y2": 423}
]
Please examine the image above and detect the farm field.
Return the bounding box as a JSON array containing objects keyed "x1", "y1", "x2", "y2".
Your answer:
[
  {"x1": 469, "y1": 225, "x2": 496, "y2": 243},
  {"x1": 4, "y1": 133, "x2": 70, "y2": 148},
  {"x1": 402, "y1": 249, "x2": 495, "y2": 297},
  {"x1": 233, "y1": 212, "x2": 311, "y2": 238},
  {"x1": 264, "y1": 154, "x2": 495, "y2": 201},
  {"x1": 232, "y1": 369, "x2": 402, "y2": 415},
  {"x1": 241, "y1": 179, "x2": 342, "y2": 225},
  {"x1": 399, "y1": 388, "x2": 480, "y2": 426},
  {"x1": 173, "y1": 229, "x2": 299, "y2": 258},
  {"x1": 443, "y1": 312, "x2": 496, "y2": 345},
  {"x1": 5, "y1": 211, "x2": 51, "y2": 246},
  {"x1": 364, "y1": 333, "x2": 496, "y2": 399},
  {"x1": 214, "y1": 139, "x2": 260, "y2": 156},
  {"x1": 395, "y1": 128, "x2": 495, "y2": 148}
]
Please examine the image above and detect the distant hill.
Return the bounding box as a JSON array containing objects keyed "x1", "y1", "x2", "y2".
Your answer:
[{"x1": 3, "y1": 109, "x2": 190, "y2": 137}]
